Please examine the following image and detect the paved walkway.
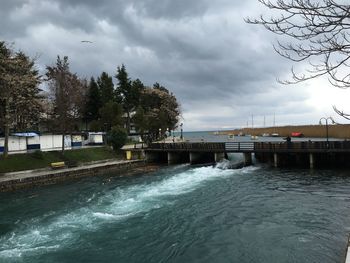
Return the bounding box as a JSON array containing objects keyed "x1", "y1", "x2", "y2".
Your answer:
[{"x1": 0, "y1": 159, "x2": 142, "y2": 184}]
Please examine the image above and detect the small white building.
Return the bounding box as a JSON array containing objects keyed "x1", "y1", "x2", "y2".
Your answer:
[{"x1": 87, "y1": 132, "x2": 104, "y2": 145}]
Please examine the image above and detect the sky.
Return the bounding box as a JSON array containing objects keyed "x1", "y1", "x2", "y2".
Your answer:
[{"x1": 1, "y1": 0, "x2": 349, "y2": 131}]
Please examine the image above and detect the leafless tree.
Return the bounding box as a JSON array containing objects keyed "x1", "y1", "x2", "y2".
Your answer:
[
  {"x1": 246, "y1": 0, "x2": 350, "y2": 119},
  {"x1": 46, "y1": 56, "x2": 87, "y2": 153}
]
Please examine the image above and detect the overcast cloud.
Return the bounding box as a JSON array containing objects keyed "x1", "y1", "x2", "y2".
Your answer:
[{"x1": 1, "y1": 0, "x2": 348, "y2": 131}]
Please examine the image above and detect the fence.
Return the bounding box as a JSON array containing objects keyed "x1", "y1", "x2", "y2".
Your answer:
[{"x1": 0, "y1": 134, "x2": 87, "y2": 154}]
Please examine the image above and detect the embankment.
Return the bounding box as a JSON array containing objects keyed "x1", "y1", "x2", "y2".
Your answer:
[{"x1": 0, "y1": 160, "x2": 158, "y2": 192}]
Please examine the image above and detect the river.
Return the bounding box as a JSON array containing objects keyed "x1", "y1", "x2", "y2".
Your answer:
[{"x1": 1, "y1": 151, "x2": 350, "y2": 262}]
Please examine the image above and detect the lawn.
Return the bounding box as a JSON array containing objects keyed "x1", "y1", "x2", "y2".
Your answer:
[{"x1": 0, "y1": 147, "x2": 123, "y2": 174}]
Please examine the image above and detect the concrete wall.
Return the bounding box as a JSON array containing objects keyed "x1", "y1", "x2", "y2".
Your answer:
[{"x1": 0, "y1": 161, "x2": 145, "y2": 192}]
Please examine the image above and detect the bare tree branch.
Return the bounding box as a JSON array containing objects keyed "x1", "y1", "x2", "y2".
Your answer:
[{"x1": 246, "y1": 0, "x2": 350, "y2": 119}]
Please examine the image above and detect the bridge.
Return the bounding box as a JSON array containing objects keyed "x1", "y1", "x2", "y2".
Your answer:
[{"x1": 125, "y1": 141, "x2": 350, "y2": 168}]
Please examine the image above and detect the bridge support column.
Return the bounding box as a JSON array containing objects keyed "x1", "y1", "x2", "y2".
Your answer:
[
  {"x1": 274, "y1": 153, "x2": 278, "y2": 168},
  {"x1": 214, "y1": 152, "x2": 225, "y2": 163},
  {"x1": 244, "y1": 153, "x2": 252, "y2": 166},
  {"x1": 309, "y1": 153, "x2": 314, "y2": 169}
]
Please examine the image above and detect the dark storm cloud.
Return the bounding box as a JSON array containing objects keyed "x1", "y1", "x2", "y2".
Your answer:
[{"x1": 0, "y1": 0, "x2": 317, "y2": 130}]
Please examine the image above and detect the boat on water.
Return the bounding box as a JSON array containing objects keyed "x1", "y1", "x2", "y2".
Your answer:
[
  {"x1": 251, "y1": 135, "x2": 259, "y2": 140},
  {"x1": 228, "y1": 134, "x2": 234, "y2": 140},
  {"x1": 271, "y1": 133, "x2": 279, "y2": 137},
  {"x1": 291, "y1": 132, "x2": 304, "y2": 138},
  {"x1": 261, "y1": 133, "x2": 270, "y2": 137}
]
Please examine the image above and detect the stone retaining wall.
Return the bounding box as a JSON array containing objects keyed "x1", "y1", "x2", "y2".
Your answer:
[{"x1": 0, "y1": 161, "x2": 147, "y2": 192}]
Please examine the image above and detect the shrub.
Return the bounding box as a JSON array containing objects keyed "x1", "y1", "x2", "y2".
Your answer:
[{"x1": 108, "y1": 126, "x2": 128, "y2": 150}]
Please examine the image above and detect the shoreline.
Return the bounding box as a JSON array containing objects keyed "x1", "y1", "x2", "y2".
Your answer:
[{"x1": 0, "y1": 159, "x2": 159, "y2": 192}]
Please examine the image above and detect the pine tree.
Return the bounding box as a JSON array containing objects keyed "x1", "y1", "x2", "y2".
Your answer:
[
  {"x1": 98, "y1": 72, "x2": 114, "y2": 106},
  {"x1": 115, "y1": 65, "x2": 144, "y2": 134},
  {"x1": 84, "y1": 77, "x2": 101, "y2": 124}
]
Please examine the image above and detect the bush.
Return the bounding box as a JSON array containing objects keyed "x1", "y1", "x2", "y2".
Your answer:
[
  {"x1": 89, "y1": 120, "x2": 102, "y2": 132},
  {"x1": 108, "y1": 126, "x2": 128, "y2": 150}
]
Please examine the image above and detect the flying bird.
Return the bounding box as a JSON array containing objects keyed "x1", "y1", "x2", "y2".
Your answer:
[{"x1": 81, "y1": 40, "x2": 93, "y2": 43}]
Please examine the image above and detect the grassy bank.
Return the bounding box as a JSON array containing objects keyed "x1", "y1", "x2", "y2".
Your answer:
[
  {"x1": 0, "y1": 147, "x2": 123, "y2": 174},
  {"x1": 221, "y1": 124, "x2": 350, "y2": 139}
]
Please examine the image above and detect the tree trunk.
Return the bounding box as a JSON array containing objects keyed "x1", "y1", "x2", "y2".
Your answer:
[
  {"x1": 3, "y1": 98, "x2": 10, "y2": 158},
  {"x1": 62, "y1": 130, "x2": 65, "y2": 154}
]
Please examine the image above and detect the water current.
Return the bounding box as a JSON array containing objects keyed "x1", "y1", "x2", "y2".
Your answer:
[{"x1": 1, "y1": 153, "x2": 350, "y2": 262}]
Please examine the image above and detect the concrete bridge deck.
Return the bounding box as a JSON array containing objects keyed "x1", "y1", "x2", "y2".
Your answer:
[
  {"x1": 125, "y1": 141, "x2": 350, "y2": 168},
  {"x1": 148, "y1": 141, "x2": 350, "y2": 153}
]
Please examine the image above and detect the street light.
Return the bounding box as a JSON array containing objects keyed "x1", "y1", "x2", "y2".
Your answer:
[
  {"x1": 180, "y1": 123, "x2": 183, "y2": 141},
  {"x1": 159, "y1": 128, "x2": 162, "y2": 140},
  {"x1": 319, "y1": 117, "x2": 335, "y2": 149}
]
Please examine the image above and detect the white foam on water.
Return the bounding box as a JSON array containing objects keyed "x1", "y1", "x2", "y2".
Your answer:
[
  {"x1": 0, "y1": 164, "x2": 259, "y2": 259},
  {"x1": 0, "y1": 245, "x2": 60, "y2": 258}
]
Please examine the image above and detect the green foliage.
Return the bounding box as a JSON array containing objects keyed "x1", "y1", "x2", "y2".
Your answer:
[
  {"x1": 134, "y1": 86, "x2": 181, "y2": 142},
  {"x1": 84, "y1": 77, "x2": 101, "y2": 122},
  {"x1": 115, "y1": 64, "x2": 143, "y2": 132},
  {"x1": 108, "y1": 126, "x2": 128, "y2": 150},
  {"x1": 99, "y1": 101, "x2": 123, "y2": 131},
  {"x1": 89, "y1": 120, "x2": 102, "y2": 132},
  {"x1": 98, "y1": 72, "x2": 115, "y2": 105}
]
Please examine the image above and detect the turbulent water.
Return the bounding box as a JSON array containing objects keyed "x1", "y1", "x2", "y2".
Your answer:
[{"x1": 1, "y1": 154, "x2": 350, "y2": 262}]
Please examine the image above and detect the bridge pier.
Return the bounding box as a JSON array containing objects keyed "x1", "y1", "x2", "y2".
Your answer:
[
  {"x1": 309, "y1": 153, "x2": 314, "y2": 169},
  {"x1": 273, "y1": 153, "x2": 279, "y2": 168},
  {"x1": 214, "y1": 152, "x2": 226, "y2": 162}
]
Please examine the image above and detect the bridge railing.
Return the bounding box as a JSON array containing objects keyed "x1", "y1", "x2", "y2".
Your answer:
[
  {"x1": 225, "y1": 142, "x2": 254, "y2": 151},
  {"x1": 254, "y1": 141, "x2": 350, "y2": 151},
  {"x1": 148, "y1": 141, "x2": 350, "y2": 152},
  {"x1": 149, "y1": 142, "x2": 225, "y2": 151}
]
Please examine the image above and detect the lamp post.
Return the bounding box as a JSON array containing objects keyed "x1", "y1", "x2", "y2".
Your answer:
[
  {"x1": 180, "y1": 123, "x2": 183, "y2": 141},
  {"x1": 158, "y1": 128, "x2": 162, "y2": 140},
  {"x1": 319, "y1": 117, "x2": 335, "y2": 149}
]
